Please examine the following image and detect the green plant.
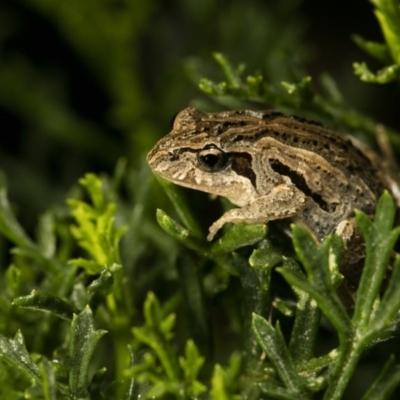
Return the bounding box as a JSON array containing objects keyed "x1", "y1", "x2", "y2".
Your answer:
[{"x1": 1, "y1": 0, "x2": 400, "y2": 399}]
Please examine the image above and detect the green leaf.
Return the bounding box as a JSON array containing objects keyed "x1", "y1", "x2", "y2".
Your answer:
[
  {"x1": 87, "y1": 266, "x2": 115, "y2": 295},
  {"x1": 286, "y1": 259, "x2": 321, "y2": 364},
  {"x1": 319, "y1": 73, "x2": 343, "y2": 104},
  {"x1": 249, "y1": 239, "x2": 283, "y2": 270},
  {"x1": 68, "y1": 258, "x2": 103, "y2": 274},
  {"x1": 214, "y1": 223, "x2": 267, "y2": 253},
  {"x1": 154, "y1": 174, "x2": 202, "y2": 237},
  {"x1": 78, "y1": 173, "x2": 106, "y2": 211},
  {"x1": 366, "y1": 255, "x2": 400, "y2": 338},
  {"x1": 292, "y1": 226, "x2": 342, "y2": 287},
  {"x1": 279, "y1": 267, "x2": 323, "y2": 305},
  {"x1": 132, "y1": 293, "x2": 180, "y2": 382},
  {"x1": 70, "y1": 282, "x2": 90, "y2": 311},
  {"x1": 354, "y1": 192, "x2": 400, "y2": 326},
  {"x1": 156, "y1": 209, "x2": 207, "y2": 254},
  {"x1": 5, "y1": 264, "x2": 22, "y2": 297},
  {"x1": 361, "y1": 355, "x2": 400, "y2": 400},
  {"x1": 353, "y1": 62, "x2": 400, "y2": 83},
  {"x1": 0, "y1": 330, "x2": 40, "y2": 382},
  {"x1": 39, "y1": 358, "x2": 58, "y2": 400},
  {"x1": 373, "y1": 189, "x2": 396, "y2": 231},
  {"x1": 144, "y1": 292, "x2": 171, "y2": 332},
  {"x1": 198, "y1": 53, "x2": 264, "y2": 100},
  {"x1": 0, "y1": 187, "x2": 36, "y2": 250},
  {"x1": 13, "y1": 290, "x2": 77, "y2": 320},
  {"x1": 37, "y1": 211, "x2": 57, "y2": 259},
  {"x1": 198, "y1": 78, "x2": 225, "y2": 96},
  {"x1": 258, "y1": 383, "x2": 301, "y2": 400},
  {"x1": 352, "y1": 34, "x2": 391, "y2": 63},
  {"x1": 289, "y1": 226, "x2": 349, "y2": 333},
  {"x1": 321, "y1": 193, "x2": 400, "y2": 399},
  {"x1": 69, "y1": 306, "x2": 107, "y2": 398},
  {"x1": 210, "y1": 364, "x2": 229, "y2": 400},
  {"x1": 178, "y1": 340, "x2": 207, "y2": 396},
  {"x1": 212, "y1": 52, "x2": 243, "y2": 89},
  {"x1": 68, "y1": 174, "x2": 127, "y2": 268},
  {"x1": 281, "y1": 76, "x2": 312, "y2": 96},
  {"x1": 88, "y1": 367, "x2": 107, "y2": 396},
  {"x1": 223, "y1": 352, "x2": 242, "y2": 391},
  {"x1": 252, "y1": 314, "x2": 306, "y2": 395},
  {"x1": 371, "y1": 0, "x2": 400, "y2": 64}
]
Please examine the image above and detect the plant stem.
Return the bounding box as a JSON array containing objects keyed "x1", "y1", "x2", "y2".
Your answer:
[
  {"x1": 237, "y1": 259, "x2": 271, "y2": 372},
  {"x1": 324, "y1": 332, "x2": 363, "y2": 400}
]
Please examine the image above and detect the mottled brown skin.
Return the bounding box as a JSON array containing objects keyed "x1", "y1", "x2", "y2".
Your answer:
[{"x1": 147, "y1": 107, "x2": 398, "y2": 295}]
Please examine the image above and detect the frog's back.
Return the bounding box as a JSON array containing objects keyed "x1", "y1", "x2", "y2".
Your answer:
[{"x1": 147, "y1": 107, "x2": 394, "y2": 241}]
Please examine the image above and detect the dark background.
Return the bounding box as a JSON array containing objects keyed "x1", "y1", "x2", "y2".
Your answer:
[{"x1": 0, "y1": 0, "x2": 398, "y2": 226}]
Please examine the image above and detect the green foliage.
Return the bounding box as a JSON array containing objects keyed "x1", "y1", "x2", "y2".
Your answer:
[
  {"x1": 68, "y1": 173, "x2": 127, "y2": 274},
  {"x1": 353, "y1": 0, "x2": 400, "y2": 83},
  {"x1": 0, "y1": 330, "x2": 41, "y2": 383},
  {"x1": 197, "y1": 52, "x2": 400, "y2": 151},
  {"x1": 1, "y1": 159, "x2": 400, "y2": 398},
  {"x1": 159, "y1": 180, "x2": 400, "y2": 398},
  {"x1": 253, "y1": 193, "x2": 400, "y2": 399},
  {"x1": 129, "y1": 293, "x2": 207, "y2": 398},
  {"x1": 3, "y1": 171, "x2": 399, "y2": 398},
  {"x1": 69, "y1": 307, "x2": 107, "y2": 398},
  {"x1": 0, "y1": 168, "x2": 265, "y2": 398},
  {"x1": 1, "y1": 1, "x2": 400, "y2": 399}
]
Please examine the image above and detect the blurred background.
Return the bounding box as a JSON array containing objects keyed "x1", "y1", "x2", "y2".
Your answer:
[
  {"x1": 1, "y1": 1, "x2": 400, "y2": 397},
  {"x1": 0, "y1": 0, "x2": 398, "y2": 231}
]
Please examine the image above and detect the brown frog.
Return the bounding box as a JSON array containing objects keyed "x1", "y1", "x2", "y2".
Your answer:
[{"x1": 147, "y1": 108, "x2": 400, "y2": 291}]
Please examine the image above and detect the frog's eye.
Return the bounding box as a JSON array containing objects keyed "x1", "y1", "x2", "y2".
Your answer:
[{"x1": 197, "y1": 145, "x2": 230, "y2": 172}]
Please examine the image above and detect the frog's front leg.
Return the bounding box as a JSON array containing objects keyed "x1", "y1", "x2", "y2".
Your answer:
[{"x1": 207, "y1": 184, "x2": 307, "y2": 240}]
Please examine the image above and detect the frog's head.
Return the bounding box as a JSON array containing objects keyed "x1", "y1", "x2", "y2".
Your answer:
[{"x1": 146, "y1": 107, "x2": 259, "y2": 206}]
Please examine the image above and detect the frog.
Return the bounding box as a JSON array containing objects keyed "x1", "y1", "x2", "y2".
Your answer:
[{"x1": 147, "y1": 107, "x2": 400, "y2": 292}]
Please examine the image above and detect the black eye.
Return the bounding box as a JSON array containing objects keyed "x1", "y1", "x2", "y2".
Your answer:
[{"x1": 197, "y1": 145, "x2": 230, "y2": 172}]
